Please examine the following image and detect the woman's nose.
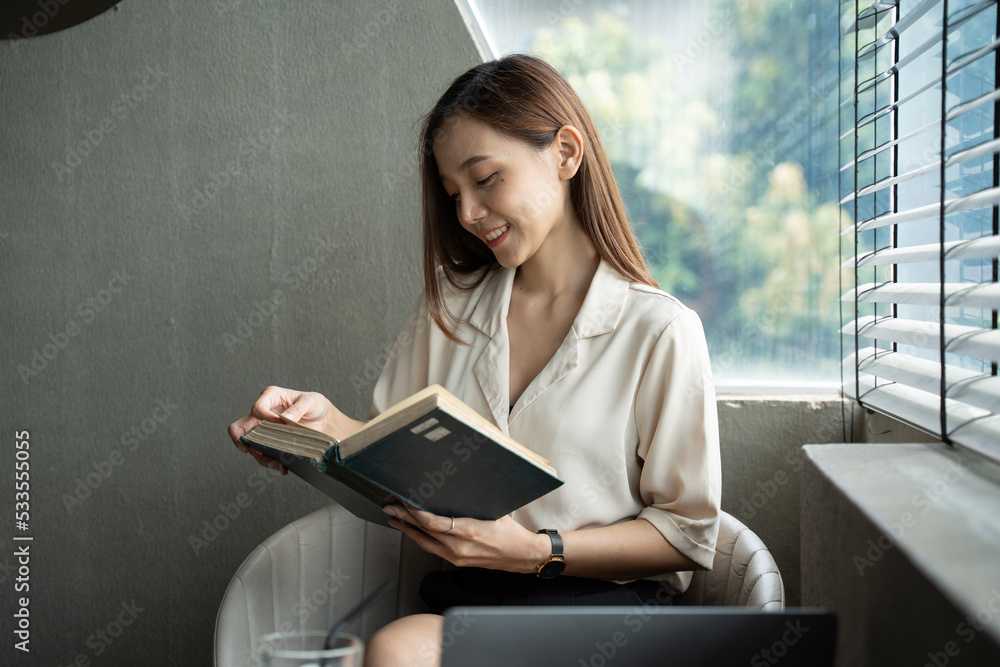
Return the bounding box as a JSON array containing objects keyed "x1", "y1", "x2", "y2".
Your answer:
[{"x1": 458, "y1": 197, "x2": 487, "y2": 227}]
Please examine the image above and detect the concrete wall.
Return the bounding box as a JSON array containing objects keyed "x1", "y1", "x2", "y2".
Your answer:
[
  {"x1": 802, "y1": 444, "x2": 1000, "y2": 666},
  {"x1": 0, "y1": 1, "x2": 480, "y2": 664},
  {"x1": 716, "y1": 395, "x2": 936, "y2": 606}
]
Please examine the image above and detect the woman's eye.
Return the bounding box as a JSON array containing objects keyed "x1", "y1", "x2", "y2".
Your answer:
[
  {"x1": 447, "y1": 172, "x2": 498, "y2": 202},
  {"x1": 477, "y1": 172, "x2": 499, "y2": 187}
]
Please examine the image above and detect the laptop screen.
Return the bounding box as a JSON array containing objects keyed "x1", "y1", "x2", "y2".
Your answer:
[{"x1": 440, "y1": 606, "x2": 836, "y2": 667}]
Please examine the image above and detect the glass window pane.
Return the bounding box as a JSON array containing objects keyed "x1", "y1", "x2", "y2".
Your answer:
[{"x1": 469, "y1": 0, "x2": 844, "y2": 383}]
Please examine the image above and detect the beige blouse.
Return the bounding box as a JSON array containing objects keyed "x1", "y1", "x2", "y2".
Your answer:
[{"x1": 370, "y1": 259, "x2": 721, "y2": 593}]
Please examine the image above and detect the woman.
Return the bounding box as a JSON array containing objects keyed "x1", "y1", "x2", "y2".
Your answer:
[{"x1": 228, "y1": 55, "x2": 720, "y2": 666}]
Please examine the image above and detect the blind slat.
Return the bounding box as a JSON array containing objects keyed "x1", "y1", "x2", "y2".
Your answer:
[
  {"x1": 843, "y1": 282, "x2": 1000, "y2": 308},
  {"x1": 850, "y1": 347, "x2": 1000, "y2": 412},
  {"x1": 844, "y1": 235, "x2": 1000, "y2": 267},
  {"x1": 854, "y1": 57, "x2": 1000, "y2": 140},
  {"x1": 842, "y1": 316, "x2": 1000, "y2": 363},
  {"x1": 840, "y1": 118, "x2": 938, "y2": 172},
  {"x1": 845, "y1": 186, "x2": 1000, "y2": 233},
  {"x1": 845, "y1": 377, "x2": 1000, "y2": 461},
  {"x1": 844, "y1": 136, "x2": 1000, "y2": 203}
]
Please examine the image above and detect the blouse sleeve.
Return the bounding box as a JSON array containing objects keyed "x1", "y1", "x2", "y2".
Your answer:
[
  {"x1": 369, "y1": 292, "x2": 431, "y2": 419},
  {"x1": 633, "y1": 307, "x2": 722, "y2": 572}
]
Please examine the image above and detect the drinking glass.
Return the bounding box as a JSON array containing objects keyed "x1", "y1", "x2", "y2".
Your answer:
[{"x1": 252, "y1": 630, "x2": 363, "y2": 667}]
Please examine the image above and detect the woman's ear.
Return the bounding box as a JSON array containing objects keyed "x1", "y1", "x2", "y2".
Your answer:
[{"x1": 554, "y1": 125, "x2": 584, "y2": 180}]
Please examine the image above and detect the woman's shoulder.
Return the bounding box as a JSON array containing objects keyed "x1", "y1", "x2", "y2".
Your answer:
[{"x1": 622, "y1": 280, "x2": 705, "y2": 335}]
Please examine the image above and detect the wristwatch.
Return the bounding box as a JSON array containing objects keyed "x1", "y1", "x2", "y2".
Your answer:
[{"x1": 536, "y1": 529, "x2": 566, "y2": 579}]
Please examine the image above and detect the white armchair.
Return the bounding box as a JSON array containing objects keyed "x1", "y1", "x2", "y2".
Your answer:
[
  {"x1": 213, "y1": 504, "x2": 441, "y2": 667},
  {"x1": 214, "y1": 506, "x2": 783, "y2": 665},
  {"x1": 674, "y1": 511, "x2": 785, "y2": 609}
]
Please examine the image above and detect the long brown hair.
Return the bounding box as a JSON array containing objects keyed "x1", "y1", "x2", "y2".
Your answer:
[{"x1": 420, "y1": 54, "x2": 655, "y2": 342}]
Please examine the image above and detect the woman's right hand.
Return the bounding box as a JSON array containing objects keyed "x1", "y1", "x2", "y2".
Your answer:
[{"x1": 227, "y1": 386, "x2": 341, "y2": 475}]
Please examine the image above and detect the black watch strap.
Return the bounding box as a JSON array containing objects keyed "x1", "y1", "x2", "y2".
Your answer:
[
  {"x1": 538, "y1": 528, "x2": 564, "y2": 557},
  {"x1": 536, "y1": 529, "x2": 566, "y2": 578}
]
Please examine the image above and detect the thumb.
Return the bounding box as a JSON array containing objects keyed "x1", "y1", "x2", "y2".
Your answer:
[
  {"x1": 278, "y1": 404, "x2": 306, "y2": 426},
  {"x1": 278, "y1": 392, "x2": 329, "y2": 426}
]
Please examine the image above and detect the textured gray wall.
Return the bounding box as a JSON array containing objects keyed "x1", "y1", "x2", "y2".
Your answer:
[{"x1": 0, "y1": 1, "x2": 480, "y2": 664}]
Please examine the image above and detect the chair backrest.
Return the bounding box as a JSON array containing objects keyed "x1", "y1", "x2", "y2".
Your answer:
[
  {"x1": 213, "y1": 504, "x2": 441, "y2": 667},
  {"x1": 673, "y1": 510, "x2": 784, "y2": 609}
]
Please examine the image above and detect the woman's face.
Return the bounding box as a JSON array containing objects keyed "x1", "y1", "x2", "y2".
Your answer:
[{"x1": 433, "y1": 115, "x2": 581, "y2": 270}]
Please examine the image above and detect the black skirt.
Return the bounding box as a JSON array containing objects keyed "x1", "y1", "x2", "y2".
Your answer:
[{"x1": 420, "y1": 568, "x2": 672, "y2": 614}]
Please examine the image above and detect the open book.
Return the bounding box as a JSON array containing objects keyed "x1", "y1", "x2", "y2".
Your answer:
[{"x1": 240, "y1": 385, "x2": 563, "y2": 525}]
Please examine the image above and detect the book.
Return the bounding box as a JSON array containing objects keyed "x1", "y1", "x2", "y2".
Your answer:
[{"x1": 240, "y1": 384, "x2": 564, "y2": 526}]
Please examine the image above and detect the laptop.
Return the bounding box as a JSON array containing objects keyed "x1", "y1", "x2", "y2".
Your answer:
[{"x1": 440, "y1": 606, "x2": 837, "y2": 667}]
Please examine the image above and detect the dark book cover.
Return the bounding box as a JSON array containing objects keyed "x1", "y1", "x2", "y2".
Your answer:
[
  {"x1": 337, "y1": 407, "x2": 563, "y2": 520},
  {"x1": 241, "y1": 408, "x2": 563, "y2": 523}
]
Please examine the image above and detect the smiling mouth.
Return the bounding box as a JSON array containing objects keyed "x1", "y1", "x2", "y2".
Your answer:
[{"x1": 483, "y1": 224, "x2": 509, "y2": 242}]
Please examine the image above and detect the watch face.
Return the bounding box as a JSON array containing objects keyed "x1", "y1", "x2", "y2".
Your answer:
[{"x1": 538, "y1": 558, "x2": 566, "y2": 579}]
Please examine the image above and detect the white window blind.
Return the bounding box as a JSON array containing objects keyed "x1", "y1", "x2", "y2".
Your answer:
[{"x1": 841, "y1": 0, "x2": 1000, "y2": 462}]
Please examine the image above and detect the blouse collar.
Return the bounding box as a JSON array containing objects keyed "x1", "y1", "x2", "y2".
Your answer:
[{"x1": 465, "y1": 258, "x2": 629, "y2": 339}]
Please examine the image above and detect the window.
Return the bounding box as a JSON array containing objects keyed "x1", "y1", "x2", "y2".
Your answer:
[
  {"x1": 462, "y1": 0, "x2": 843, "y2": 388},
  {"x1": 840, "y1": 0, "x2": 1000, "y2": 462}
]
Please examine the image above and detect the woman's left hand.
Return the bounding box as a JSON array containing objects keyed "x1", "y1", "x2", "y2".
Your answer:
[{"x1": 384, "y1": 504, "x2": 549, "y2": 574}]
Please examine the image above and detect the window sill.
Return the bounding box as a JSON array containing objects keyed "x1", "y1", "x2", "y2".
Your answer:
[{"x1": 715, "y1": 380, "x2": 841, "y2": 396}]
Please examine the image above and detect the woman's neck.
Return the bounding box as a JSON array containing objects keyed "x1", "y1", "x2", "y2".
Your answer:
[{"x1": 513, "y1": 217, "x2": 601, "y2": 300}]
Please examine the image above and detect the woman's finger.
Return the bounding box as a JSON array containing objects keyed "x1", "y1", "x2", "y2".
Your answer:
[
  {"x1": 248, "y1": 448, "x2": 287, "y2": 475},
  {"x1": 388, "y1": 516, "x2": 443, "y2": 555},
  {"x1": 250, "y1": 386, "x2": 299, "y2": 423},
  {"x1": 395, "y1": 504, "x2": 455, "y2": 535}
]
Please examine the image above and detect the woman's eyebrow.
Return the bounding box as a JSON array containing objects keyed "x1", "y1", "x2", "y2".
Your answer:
[
  {"x1": 457, "y1": 155, "x2": 490, "y2": 172},
  {"x1": 439, "y1": 155, "x2": 492, "y2": 183}
]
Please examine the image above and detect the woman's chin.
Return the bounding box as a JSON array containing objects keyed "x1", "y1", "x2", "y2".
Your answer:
[{"x1": 491, "y1": 248, "x2": 525, "y2": 270}]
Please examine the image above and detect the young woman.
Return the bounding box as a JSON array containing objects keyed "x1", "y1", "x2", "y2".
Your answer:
[{"x1": 228, "y1": 55, "x2": 721, "y2": 667}]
